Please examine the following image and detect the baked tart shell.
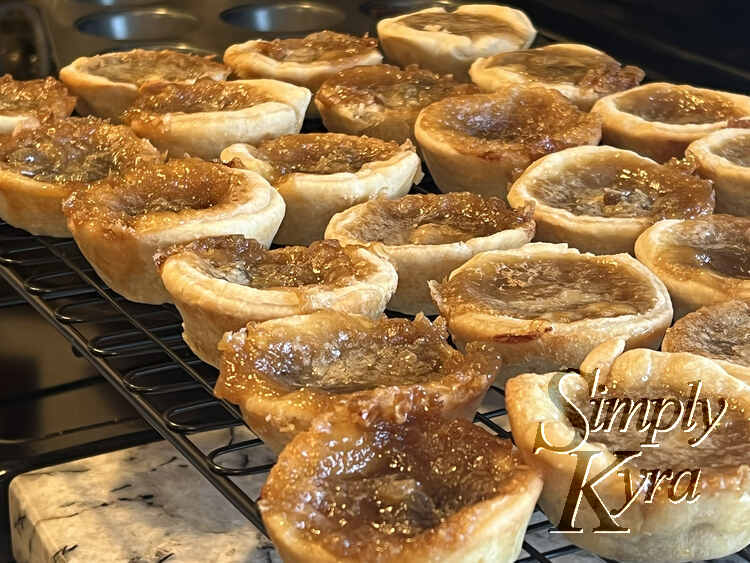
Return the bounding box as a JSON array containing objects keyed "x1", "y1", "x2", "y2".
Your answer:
[
  {"x1": 686, "y1": 128, "x2": 750, "y2": 216},
  {"x1": 430, "y1": 243, "x2": 673, "y2": 381},
  {"x1": 64, "y1": 168, "x2": 285, "y2": 304},
  {"x1": 125, "y1": 79, "x2": 311, "y2": 159},
  {"x1": 377, "y1": 5, "x2": 536, "y2": 81}
]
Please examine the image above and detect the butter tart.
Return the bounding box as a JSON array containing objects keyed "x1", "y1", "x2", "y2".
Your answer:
[
  {"x1": 592, "y1": 82, "x2": 750, "y2": 162},
  {"x1": 506, "y1": 346, "x2": 750, "y2": 562},
  {"x1": 635, "y1": 215, "x2": 750, "y2": 318},
  {"x1": 221, "y1": 133, "x2": 421, "y2": 245},
  {"x1": 377, "y1": 5, "x2": 536, "y2": 82},
  {"x1": 414, "y1": 88, "x2": 601, "y2": 198},
  {"x1": 686, "y1": 127, "x2": 750, "y2": 215},
  {"x1": 259, "y1": 389, "x2": 542, "y2": 562},
  {"x1": 60, "y1": 49, "x2": 229, "y2": 121},
  {"x1": 159, "y1": 237, "x2": 397, "y2": 368},
  {"x1": 0, "y1": 116, "x2": 161, "y2": 237},
  {"x1": 429, "y1": 243, "x2": 672, "y2": 381},
  {"x1": 314, "y1": 63, "x2": 477, "y2": 144},
  {"x1": 325, "y1": 192, "x2": 535, "y2": 315},
  {"x1": 121, "y1": 78, "x2": 310, "y2": 159},
  {"x1": 470, "y1": 43, "x2": 644, "y2": 110},
  {"x1": 507, "y1": 145, "x2": 715, "y2": 254},
  {"x1": 223, "y1": 31, "x2": 382, "y2": 116},
  {"x1": 63, "y1": 159, "x2": 285, "y2": 304},
  {"x1": 217, "y1": 311, "x2": 498, "y2": 453},
  {"x1": 0, "y1": 74, "x2": 75, "y2": 134}
]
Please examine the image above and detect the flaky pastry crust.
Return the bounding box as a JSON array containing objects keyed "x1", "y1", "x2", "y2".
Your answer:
[
  {"x1": 63, "y1": 160, "x2": 285, "y2": 304},
  {"x1": 377, "y1": 5, "x2": 535, "y2": 81},
  {"x1": 429, "y1": 243, "x2": 673, "y2": 382},
  {"x1": 592, "y1": 82, "x2": 750, "y2": 162},
  {"x1": 221, "y1": 134, "x2": 422, "y2": 245},
  {"x1": 159, "y1": 237, "x2": 397, "y2": 367},
  {"x1": 686, "y1": 127, "x2": 750, "y2": 215}
]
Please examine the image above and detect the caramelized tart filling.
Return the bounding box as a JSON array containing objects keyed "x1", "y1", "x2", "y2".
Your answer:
[
  {"x1": 82, "y1": 49, "x2": 227, "y2": 86},
  {"x1": 485, "y1": 45, "x2": 644, "y2": 91},
  {"x1": 438, "y1": 255, "x2": 656, "y2": 322},
  {"x1": 122, "y1": 78, "x2": 272, "y2": 119},
  {"x1": 317, "y1": 64, "x2": 477, "y2": 112},
  {"x1": 345, "y1": 192, "x2": 533, "y2": 245},
  {"x1": 262, "y1": 412, "x2": 526, "y2": 558},
  {"x1": 615, "y1": 85, "x2": 746, "y2": 125},
  {"x1": 659, "y1": 215, "x2": 750, "y2": 279},
  {"x1": 665, "y1": 301, "x2": 750, "y2": 367},
  {"x1": 0, "y1": 116, "x2": 160, "y2": 184},
  {"x1": 565, "y1": 380, "x2": 750, "y2": 469},
  {"x1": 219, "y1": 313, "x2": 458, "y2": 397},
  {"x1": 64, "y1": 158, "x2": 239, "y2": 226},
  {"x1": 421, "y1": 90, "x2": 600, "y2": 159},
  {"x1": 400, "y1": 12, "x2": 523, "y2": 39},
  {"x1": 255, "y1": 31, "x2": 378, "y2": 63},
  {"x1": 162, "y1": 235, "x2": 374, "y2": 290},
  {"x1": 0, "y1": 74, "x2": 75, "y2": 119},
  {"x1": 253, "y1": 133, "x2": 401, "y2": 183},
  {"x1": 529, "y1": 152, "x2": 714, "y2": 219},
  {"x1": 712, "y1": 133, "x2": 750, "y2": 167}
]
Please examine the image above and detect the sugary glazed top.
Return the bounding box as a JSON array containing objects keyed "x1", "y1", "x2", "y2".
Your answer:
[
  {"x1": 254, "y1": 31, "x2": 378, "y2": 63},
  {"x1": 615, "y1": 84, "x2": 747, "y2": 125},
  {"x1": 250, "y1": 133, "x2": 402, "y2": 183},
  {"x1": 663, "y1": 300, "x2": 750, "y2": 368},
  {"x1": 261, "y1": 406, "x2": 533, "y2": 560},
  {"x1": 81, "y1": 49, "x2": 228, "y2": 86},
  {"x1": 121, "y1": 78, "x2": 273, "y2": 119},
  {"x1": 527, "y1": 151, "x2": 714, "y2": 219},
  {"x1": 316, "y1": 64, "x2": 477, "y2": 112},
  {"x1": 656, "y1": 215, "x2": 750, "y2": 280},
  {"x1": 484, "y1": 44, "x2": 644, "y2": 92},
  {"x1": 343, "y1": 192, "x2": 534, "y2": 245},
  {"x1": 0, "y1": 74, "x2": 76, "y2": 119},
  {"x1": 63, "y1": 158, "x2": 242, "y2": 228},
  {"x1": 420, "y1": 89, "x2": 600, "y2": 161},
  {"x1": 400, "y1": 11, "x2": 524, "y2": 40},
  {"x1": 0, "y1": 116, "x2": 160, "y2": 184},
  {"x1": 435, "y1": 253, "x2": 657, "y2": 322},
  {"x1": 158, "y1": 235, "x2": 375, "y2": 291}
]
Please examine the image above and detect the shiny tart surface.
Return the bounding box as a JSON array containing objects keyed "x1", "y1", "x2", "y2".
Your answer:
[
  {"x1": 260, "y1": 392, "x2": 540, "y2": 562},
  {"x1": 252, "y1": 31, "x2": 379, "y2": 64},
  {"x1": 0, "y1": 74, "x2": 75, "y2": 122}
]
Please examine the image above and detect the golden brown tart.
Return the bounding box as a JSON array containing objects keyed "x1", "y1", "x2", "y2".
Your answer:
[
  {"x1": 158, "y1": 236, "x2": 397, "y2": 368},
  {"x1": 0, "y1": 116, "x2": 161, "y2": 237},
  {"x1": 635, "y1": 215, "x2": 750, "y2": 318},
  {"x1": 121, "y1": 78, "x2": 310, "y2": 159},
  {"x1": 377, "y1": 5, "x2": 536, "y2": 82},
  {"x1": 429, "y1": 243, "x2": 673, "y2": 382},
  {"x1": 325, "y1": 192, "x2": 535, "y2": 315},
  {"x1": 59, "y1": 49, "x2": 230, "y2": 120},
  {"x1": 216, "y1": 311, "x2": 498, "y2": 454},
  {"x1": 63, "y1": 159, "x2": 285, "y2": 304},
  {"x1": 507, "y1": 344, "x2": 750, "y2": 562},
  {"x1": 221, "y1": 133, "x2": 422, "y2": 245},
  {"x1": 507, "y1": 145, "x2": 715, "y2": 254},
  {"x1": 592, "y1": 82, "x2": 750, "y2": 162},
  {"x1": 314, "y1": 64, "x2": 477, "y2": 144},
  {"x1": 686, "y1": 126, "x2": 750, "y2": 215},
  {"x1": 259, "y1": 389, "x2": 542, "y2": 562},
  {"x1": 0, "y1": 74, "x2": 76, "y2": 134},
  {"x1": 415, "y1": 87, "x2": 601, "y2": 198},
  {"x1": 470, "y1": 43, "x2": 644, "y2": 110},
  {"x1": 223, "y1": 31, "x2": 382, "y2": 116}
]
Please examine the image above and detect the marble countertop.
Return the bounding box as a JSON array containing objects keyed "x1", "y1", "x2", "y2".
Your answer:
[{"x1": 10, "y1": 421, "x2": 750, "y2": 562}]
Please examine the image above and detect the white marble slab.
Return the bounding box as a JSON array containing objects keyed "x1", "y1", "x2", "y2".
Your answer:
[{"x1": 10, "y1": 427, "x2": 280, "y2": 563}]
